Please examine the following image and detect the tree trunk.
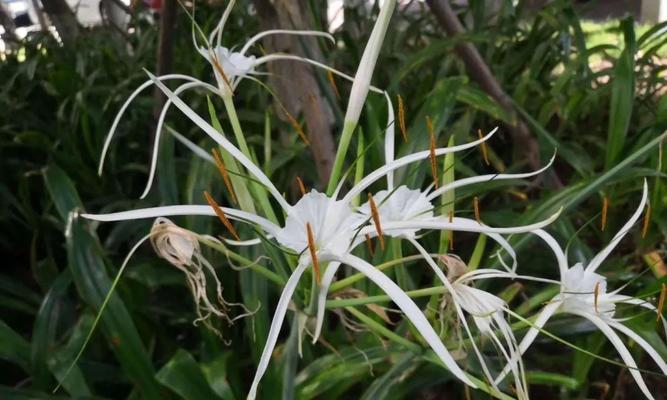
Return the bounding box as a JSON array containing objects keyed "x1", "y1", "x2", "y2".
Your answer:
[
  {"x1": 253, "y1": 0, "x2": 336, "y2": 187},
  {"x1": 427, "y1": 0, "x2": 540, "y2": 171},
  {"x1": 41, "y1": 0, "x2": 79, "y2": 44}
]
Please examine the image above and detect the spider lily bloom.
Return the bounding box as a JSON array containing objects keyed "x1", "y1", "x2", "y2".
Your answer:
[
  {"x1": 312, "y1": 148, "x2": 558, "y2": 344},
  {"x1": 86, "y1": 77, "x2": 523, "y2": 398},
  {"x1": 98, "y1": 0, "x2": 335, "y2": 200},
  {"x1": 498, "y1": 181, "x2": 667, "y2": 400}
]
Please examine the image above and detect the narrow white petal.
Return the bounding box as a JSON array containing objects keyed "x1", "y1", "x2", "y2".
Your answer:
[
  {"x1": 252, "y1": 53, "x2": 383, "y2": 94},
  {"x1": 210, "y1": 0, "x2": 236, "y2": 47},
  {"x1": 611, "y1": 295, "x2": 667, "y2": 335},
  {"x1": 222, "y1": 238, "x2": 263, "y2": 246},
  {"x1": 332, "y1": 253, "x2": 476, "y2": 388},
  {"x1": 607, "y1": 320, "x2": 667, "y2": 374},
  {"x1": 587, "y1": 180, "x2": 649, "y2": 274},
  {"x1": 165, "y1": 125, "x2": 215, "y2": 164},
  {"x1": 98, "y1": 74, "x2": 208, "y2": 176},
  {"x1": 372, "y1": 211, "x2": 561, "y2": 236},
  {"x1": 343, "y1": 128, "x2": 499, "y2": 202},
  {"x1": 496, "y1": 301, "x2": 561, "y2": 384},
  {"x1": 531, "y1": 229, "x2": 569, "y2": 278},
  {"x1": 146, "y1": 71, "x2": 292, "y2": 212},
  {"x1": 141, "y1": 81, "x2": 219, "y2": 199},
  {"x1": 571, "y1": 310, "x2": 656, "y2": 400},
  {"x1": 406, "y1": 239, "x2": 500, "y2": 390},
  {"x1": 426, "y1": 151, "x2": 556, "y2": 201},
  {"x1": 247, "y1": 261, "x2": 309, "y2": 400},
  {"x1": 81, "y1": 205, "x2": 281, "y2": 236},
  {"x1": 383, "y1": 91, "x2": 395, "y2": 189},
  {"x1": 240, "y1": 30, "x2": 335, "y2": 55},
  {"x1": 313, "y1": 262, "x2": 341, "y2": 343}
]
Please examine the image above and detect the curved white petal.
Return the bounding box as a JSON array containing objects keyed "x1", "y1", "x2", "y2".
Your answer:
[
  {"x1": 606, "y1": 320, "x2": 667, "y2": 375},
  {"x1": 371, "y1": 210, "x2": 561, "y2": 236},
  {"x1": 240, "y1": 30, "x2": 335, "y2": 55},
  {"x1": 141, "y1": 81, "x2": 219, "y2": 199},
  {"x1": 531, "y1": 229, "x2": 569, "y2": 279},
  {"x1": 98, "y1": 74, "x2": 208, "y2": 176},
  {"x1": 146, "y1": 71, "x2": 292, "y2": 212},
  {"x1": 426, "y1": 151, "x2": 556, "y2": 201},
  {"x1": 383, "y1": 91, "x2": 395, "y2": 189},
  {"x1": 209, "y1": 0, "x2": 236, "y2": 47},
  {"x1": 331, "y1": 253, "x2": 476, "y2": 388},
  {"x1": 165, "y1": 125, "x2": 215, "y2": 164},
  {"x1": 248, "y1": 261, "x2": 309, "y2": 400},
  {"x1": 496, "y1": 301, "x2": 561, "y2": 385},
  {"x1": 313, "y1": 261, "x2": 341, "y2": 343},
  {"x1": 343, "y1": 128, "x2": 498, "y2": 203},
  {"x1": 571, "y1": 310, "x2": 656, "y2": 400},
  {"x1": 609, "y1": 294, "x2": 667, "y2": 336},
  {"x1": 81, "y1": 205, "x2": 281, "y2": 236},
  {"x1": 587, "y1": 180, "x2": 649, "y2": 274},
  {"x1": 223, "y1": 238, "x2": 263, "y2": 246},
  {"x1": 456, "y1": 269, "x2": 560, "y2": 285},
  {"x1": 252, "y1": 53, "x2": 384, "y2": 94}
]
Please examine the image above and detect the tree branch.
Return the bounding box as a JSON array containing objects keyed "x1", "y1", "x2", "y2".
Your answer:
[{"x1": 426, "y1": 0, "x2": 540, "y2": 170}]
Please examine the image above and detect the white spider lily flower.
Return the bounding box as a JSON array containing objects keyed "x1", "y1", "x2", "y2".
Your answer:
[
  {"x1": 497, "y1": 181, "x2": 667, "y2": 400},
  {"x1": 86, "y1": 76, "x2": 527, "y2": 398},
  {"x1": 275, "y1": 189, "x2": 365, "y2": 256},
  {"x1": 97, "y1": 0, "x2": 334, "y2": 199}
]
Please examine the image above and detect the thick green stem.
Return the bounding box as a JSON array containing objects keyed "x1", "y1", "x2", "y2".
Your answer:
[{"x1": 326, "y1": 121, "x2": 356, "y2": 195}]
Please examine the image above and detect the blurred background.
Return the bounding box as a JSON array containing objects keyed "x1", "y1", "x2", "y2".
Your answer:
[{"x1": 1, "y1": 0, "x2": 666, "y2": 399}]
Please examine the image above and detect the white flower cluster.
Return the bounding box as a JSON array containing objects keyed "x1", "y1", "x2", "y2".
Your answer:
[{"x1": 83, "y1": 1, "x2": 666, "y2": 399}]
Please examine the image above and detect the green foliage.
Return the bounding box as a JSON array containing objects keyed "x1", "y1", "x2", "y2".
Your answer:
[{"x1": 1, "y1": 1, "x2": 666, "y2": 399}]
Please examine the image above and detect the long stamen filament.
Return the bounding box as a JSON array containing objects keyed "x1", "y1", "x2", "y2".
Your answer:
[
  {"x1": 204, "y1": 191, "x2": 241, "y2": 240},
  {"x1": 368, "y1": 193, "x2": 385, "y2": 250},
  {"x1": 398, "y1": 95, "x2": 407, "y2": 142},
  {"x1": 478, "y1": 128, "x2": 490, "y2": 166},
  {"x1": 327, "y1": 70, "x2": 341, "y2": 99},
  {"x1": 364, "y1": 234, "x2": 375, "y2": 256},
  {"x1": 306, "y1": 222, "x2": 321, "y2": 285},
  {"x1": 642, "y1": 202, "x2": 652, "y2": 238},
  {"x1": 212, "y1": 148, "x2": 238, "y2": 204},
  {"x1": 601, "y1": 196, "x2": 609, "y2": 231},
  {"x1": 285, "y1": 111, "x2": 310, "y2": 145},
  {"x1": 295, "y1": 176, "x2": 307, "y2": 196},
  {"x1": 657, "y1": 283, "x2": 666, "y2": 322},
  {"x1": 473, "y1": 196, "x2": 481, "y2": 224}
]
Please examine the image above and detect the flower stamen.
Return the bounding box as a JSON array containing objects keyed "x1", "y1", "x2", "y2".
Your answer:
[
  {"x1": 593, "y1": 281, "x2": 600, "y2": 313},
  {"x1": 295, "y1": 176, "x2": 307, "y2": 197},
  {"x1": 210, "y1": 54, "x2": 234, "y2": 95},
  {"x1": 204, "y1": 191, "x2": 241, "y2": 241},
  {"x1": 306, "y1": 222, "x2": 321, "y2": 285},
  {"x1": 657, "y1": 283, "x2": 666, "y2": 322},
  {"x1": 364, "y1": 234, "x2": 375, "y2": 256},
  {"x1": 642, "y1": 202, "x2": 652, "y2": 238},
  {"x1": 478, "y1": 129, "x2": 490, "y2": 166},
  {"x1": 427, "y1": 116, "x2": 438, "y2": 189},
  {"x1": 601, "y1": 195, "x2": 609, "y2": 231},
  {"x1": 211, "y1": 148, "x2": 238, "y2": 205},
  {"x1": 397, "y1": 95, "x2": 407, "y2": 142},
  {"x1": 473, "y1": 196, "x2": 481, "y2": 224},
  {"x1": 368, "y1": 193, "x2": 385, "y2": 250},
  {"x1": 285, "y1": 111, "x2": 310, "y2": 145},
  {"x1": 327, "y1": 70, "x2": 340, "y2": 100}
]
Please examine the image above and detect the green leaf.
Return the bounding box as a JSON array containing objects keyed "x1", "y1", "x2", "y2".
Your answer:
[
  {"x1": 605, "y1": 17, "x2": 636, "y2": 169},
  {"x1": 0, "y1": 320, "x2": 31, "y2": 372},
  {"x1": 156, "y1": 350, "x2": 224, "y2": 400}
]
